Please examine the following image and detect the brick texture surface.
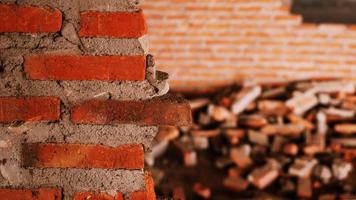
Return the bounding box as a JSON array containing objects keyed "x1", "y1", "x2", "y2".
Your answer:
[
  {"x1": 144, "y1": 171, "x2": 156, "y2": 200},
  {"x1": 0, "y1": 97, "x2": 60, "y2": 123},
  {"x1": 23, "y1": 143, "x2": 144, "y2": 169},
  {"x1": 24, "y1": 55, "x2": 146, "y2": 81},
  {"x1": 73, "y1": 192, "x2": 124, "y2": 200},
  {"x1": 0, "y1": 4, "x2": 62, "y2": 33},
  {"x1": 142, "y1": 0, "x2": 356, "y2": 91},
  {"x1": 80, "y1": 11, "x2": 147, "y2": 38},
  {"x1": 71, "y1": 95, "x2": 192, "y2": 126},
  {"x1": 129, "y1": 191, "x2": 149, "y2": 200},
  {"x1": 0, "y1": 188, "x2": 61, "y2": 200}
]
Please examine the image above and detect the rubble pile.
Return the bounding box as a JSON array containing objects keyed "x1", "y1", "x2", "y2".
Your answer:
[{"x1": 147, "y1": 79, "x2": 356, "y2": 199}]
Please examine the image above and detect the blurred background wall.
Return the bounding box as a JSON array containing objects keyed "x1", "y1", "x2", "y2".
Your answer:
[{"x1": 141, "y1": 0, "x2": 356, "y2": 92}]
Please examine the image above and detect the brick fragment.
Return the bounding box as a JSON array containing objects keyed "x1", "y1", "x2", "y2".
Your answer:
[
  {"x1": 261, "y1": 124, "x2": 305, "y2": 136},
  {"x1": 287, "y1": 114, "x2": 315, "y2": 130},
  {"x1": 193, "y1": 183, "x2": 211, "y2": 199},
  {"x1": 231, "y1": 86, "x2": 261, "y2": 114},
  {"x1": 248, "y1": 130, "x2": 269, "y2": 146},
  {"x1": 0, "y1": 188, "x2": 61, "y2": 200},
  {"x1": 215, "y1": 157, "x2": 234, "y2": 169},
  {"x1": 208, "y1": 104, "x2": 232, "y2": 122},
  {"x1": 192, "y1": 136, "x2": 209, "y2": 150},
  {"x1": 80, "y1": 11, "x2": 147, "y2": 38},
  {"x1": 172, "y1": 138, "x2": 197, "y2": 167},
  {"x1": 173, "y1": 186, "x2": 186, "y2": 200},
  {"x1": 248, "y1": 164, "x2": 279, "y2": 190},
  {"x1": 223, "y1": 176, "x2": 249, "y2": 192},
  {"x1": 258, "y1": 100, "x2": 289, "y2": 116},
  {"x1": 230, "y1": 146, "x2": 252, "y2": 169},
  {"x1": 22, "y1": 143, "x2": 144, "y2": 169},
  {"x1": 286, "y1": 90, "x2": 318, "y2": 115},
  {"x1": 191, "y1": 129, "x2": 220, "y2": 138},
  {"x1": 0, "y1": 97, "x2": 60, "y2": 123},
  {"x1": 283, "y1": 143, "x2": 298, "y2": 156},
  {"x1": 71, "y1": 94, "x2": 192, "y2": 126},
  {"x1": 289, "y1": 157, "x2": 318, "y2": 178},
  {"x1": 239, "y1": 115, "x2": 268, "y2": 128},
  {"x1": 297, "y1": 178, "x2": 312, "y2": 199},
  {"x1": 189, "y1": 98, "x2": 210, "y2": 110},
  {"x1": 0, "y1": 4, "x2": 61, "y2": 33},
  {"x1": 224, "y1": 129, "x2": 245, "y2": 145},
  {"x1": 25, "y1": 55, "x2": 146, "y2": 81},
  {"x1": 304, "y1": 133, "x2": 325, "y2": 155}
]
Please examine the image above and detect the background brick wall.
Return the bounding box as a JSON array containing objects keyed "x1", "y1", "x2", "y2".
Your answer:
[{"x1": 142, "y1": 0, "x2": 356, "y2": 92}]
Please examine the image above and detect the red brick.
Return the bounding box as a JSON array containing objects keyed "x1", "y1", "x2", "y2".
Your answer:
[
  {"x1": 73, "y1": 192, "x2": 123, "y2": 200},
  {"x1": 0, "y1": 188, "x2": 61, "y2": 200},
  {"x1": 144, "y1": 171, "x2": 156, "y2": 200},
  {"x1": 117, "y1": 173, "x2": 156, "y2": 200},
  {"x1": 0, "y1": 97, "x2": 60, "y2": 123},
  {"x1": 0, "y1": 4, "x2": 61, "y2": 33},
  {"x1": 129, "y1": 191, "x2": 148, "y2": 200},
  {"x1": 79, "y1": 11, "x2": 147, "y2": 38},
  {"x1": 23, "y1": 143, "x2": 144, "y2": 169},
  {"x1": 71, "y1": 94, "x2": 192, "y2": 126},
  {"x1": 24, "y1": 55, "x2": 146, "y2": 81}
]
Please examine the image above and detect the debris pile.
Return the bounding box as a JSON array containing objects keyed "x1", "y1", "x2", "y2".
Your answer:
[{"x1": 148, "y1": 79, "x2": 356, "y2": 199}]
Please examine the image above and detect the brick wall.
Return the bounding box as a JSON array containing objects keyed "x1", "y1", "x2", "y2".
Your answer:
[
  {"x1": 142, "y1": 0, "x2": 356, "y2": 92},
  {"x1": 0, "y1": 1, "x2": 191, "y2": 199}
]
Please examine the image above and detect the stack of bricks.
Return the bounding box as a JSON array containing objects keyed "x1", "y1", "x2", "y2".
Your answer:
[{"x1": 0, "y1": 0, "x2": 191, "y2": 199}]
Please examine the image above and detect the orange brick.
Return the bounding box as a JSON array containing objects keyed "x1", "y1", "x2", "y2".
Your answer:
[
  {"x1": 71, "y1": 95, "x2": 192, "y2": 126},
  {"x1": 23, "y1": 143, "x2": 144, "y2": 169},
  {"x1": 0, "y1": 97, "x2": 60, "y2": 123},
  {"x1": 24, "y1": 55, "x2": 146, "y2": 81},
  {"x1": 0, "y1": 188, "x2": 61, "y2": 200},
  {"x1": 80, "y1": 11, "x2": 147, "y2": 38},
  {"x1": 127, "y1": 172, "x2": 156, "y2": 200},
  {"x1": 73, "y1": 192, "x2": 123, "y2": 200},
  {"x1": 0, "y1": 4, "x2": 61, "y2": 33},
  {"x1": 144, "y1": 171, "x2": 156, "y2": 200},
  {"x1": 129, "y1": 191, "x2": 148, "y2": 200}
]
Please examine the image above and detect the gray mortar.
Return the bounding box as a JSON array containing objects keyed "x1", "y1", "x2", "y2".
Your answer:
[
  {"x1": 0, "y1": 122, "x2": 158, "y2": 150},
  {"x1": 81, "y1": 38, "x2": 147, "y2": 56},
  {"x1": 0, "y1": 0, "x2": 167, "y2": 198}
]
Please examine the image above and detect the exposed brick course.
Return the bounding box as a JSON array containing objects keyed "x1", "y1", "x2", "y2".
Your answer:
[
  {"x1": 0, "y1": 97, "x2": 60, "y2": 123},
  {"x1": 25, "y1": 55, "x2": 146, "y2": 81},
  {"x1": 71, "y1": 95, "x2": 192, "y2": 126},
  {"x1": 23, "y1": 143, "x2": 144, "y2": 169},
  {"x1": 0, "y1": 4, "x2": 62, "y2": 33},
  {"x1": 0, "y1": 188, "x2": 62, "y2": 200},
  {"x1": 80, "y1": 11, "x2": 147, "y2": 38}
]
